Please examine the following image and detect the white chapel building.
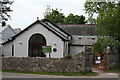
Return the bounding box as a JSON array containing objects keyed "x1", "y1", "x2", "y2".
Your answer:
[{"x1": 2, "y1": 19, "x2": 98, "y2": 58}]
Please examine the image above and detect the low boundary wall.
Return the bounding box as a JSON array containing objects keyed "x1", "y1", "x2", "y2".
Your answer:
[{"x1": 2, "y1": 53, "x2": 92, "y2": 73}]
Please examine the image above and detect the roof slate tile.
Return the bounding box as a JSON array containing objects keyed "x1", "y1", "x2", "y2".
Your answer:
[{"x1": 58, "y1": 24, "x2": 99, "y2": 36}]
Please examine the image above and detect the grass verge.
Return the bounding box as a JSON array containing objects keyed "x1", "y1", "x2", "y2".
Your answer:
[
  {"x1": 106, "y1": 68, "x2": 118, "y2": 73},
  {"x1": 2, "y1": 69, "x2": 98, "y2": 76}
]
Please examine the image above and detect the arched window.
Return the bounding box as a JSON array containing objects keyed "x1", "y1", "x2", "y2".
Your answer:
[{"x1": 28, "y1": 34, "x2": 46, "y2": 57}]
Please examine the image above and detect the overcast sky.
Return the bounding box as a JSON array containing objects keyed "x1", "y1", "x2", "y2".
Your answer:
[{"x1": 7, "y1": 0, "x2": 88, "y2": 30}]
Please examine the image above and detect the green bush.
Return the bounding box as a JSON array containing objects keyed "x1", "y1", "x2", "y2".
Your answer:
[
  {"x1": 64, "y1": 54, "x2": 72, "y2": 59},
  {"x1": 92, "y1": 37, "x2": 120, "y2": 53}
]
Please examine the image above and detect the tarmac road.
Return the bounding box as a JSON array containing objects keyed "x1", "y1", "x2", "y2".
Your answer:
[{"x1": 2, "y1": 71, "x2": 118, "y2": 78}]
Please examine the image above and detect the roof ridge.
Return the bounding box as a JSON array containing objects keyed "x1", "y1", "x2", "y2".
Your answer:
[{"x1": 58, "y1": 24, "x2": 96, "y2": 25}]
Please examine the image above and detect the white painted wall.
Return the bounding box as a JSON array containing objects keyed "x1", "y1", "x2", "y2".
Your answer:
[
  {"x1": 70, "y1": 46, "x2": 83, "y2": 54},
  {"x1": 69, "y1": 36, "x2": 98, "y2": 54},
  {"x1": 3, "y1": 41, "x2": 13, "y2": 57},
  {"x1": 3, "y1": 23, "x2": 65, "y2": 58},
  {"x1": 71, "y1": 36, "x2": 98, "y2": 45}
]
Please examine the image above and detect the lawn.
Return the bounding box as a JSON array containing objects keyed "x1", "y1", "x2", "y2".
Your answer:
[{"x1": 2, "y1": 69, "x2": 98, "y2": 76}]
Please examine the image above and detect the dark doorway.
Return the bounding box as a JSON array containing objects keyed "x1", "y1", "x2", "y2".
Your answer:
[
  {"x1": 28, "y1": 34, "x2": 46, "y2": 57},
  {"x1": 12, "y1": 45, "x2": 14, "y2": 56}
]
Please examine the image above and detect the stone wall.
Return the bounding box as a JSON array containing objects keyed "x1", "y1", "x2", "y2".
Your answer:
[
  {"x1": 2, "y1": 52, "x2": 92, "y2": 73},
  {"x1": 105, "y1": 51, "x2": 118, "y2": 70}
]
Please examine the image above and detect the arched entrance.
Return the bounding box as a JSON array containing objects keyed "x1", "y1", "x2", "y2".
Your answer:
[{"x1": 28, "y1": 34, "x2": 46, "y2": 57}]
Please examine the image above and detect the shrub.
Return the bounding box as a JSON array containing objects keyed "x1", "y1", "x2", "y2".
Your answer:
[
  {"x1": 64, "y1": 54, "x2": 72, "y2": 59},
  {"x1": 92, "y1": 37, "x2": 120, "y2": 53}
]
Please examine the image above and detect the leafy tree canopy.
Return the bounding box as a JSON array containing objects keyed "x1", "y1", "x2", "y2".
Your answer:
[
  {"x1": 44, "y1": 5, "x2": 65, "y2": 24},
  {"x1": 84, "y1": 1, "x2": 117, "y2": 17},
  {"x1": 96, "y1": 4, "x2": 120, "y2": 41},
  {"x1": 64, "y1": 13, "x2": 86, "y2": 24},
  {"x1": 0, "y1": 0, "x2": 13, "y2": 21},
  {"x1": 84, "y1": 0, "x2": 117, "y2": 24},
  {"x1": 92, "y1": 37, "x2": 120, "y2": 53},
  {"x1": 84, "y1": 1, "x2": 120, "y2": 40},
  {"x1": 44, "y1": 5, "x2": 87, "y2": 24}
]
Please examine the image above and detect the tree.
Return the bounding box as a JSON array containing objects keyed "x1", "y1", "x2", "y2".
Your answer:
[
  {"x1": 44, "y1": 5, "x2": 65, "y2": 24},
  {"x1": 87, "y1": 16, "x2": 96, "y2": 24},
  {"x1": 85, "y1": 1, "x2": 120, "y2": 51},
  {"x1": 96, "y1": 5, "x2": 120, "y2": 41},
  {"x1": 84, "y1": 1, "x2": 117, "y2": 16},
  {"x1": 0, "y1": 0, "x2": 13, "y2": 21},
  {"x1": 84, "y1": 1, "x2": 120, "y2": 40},
  {"x1": 92, "y1": 37, "x2": 120, "y2": 53},
  {"x1": 84, "y1": 1, "x2": 117, "y2": 23},
  {"x1": 44, "y1": 5, "x2": 87, "y2": 24},
  {"x1": 64, "y1": 13, "x2": 86, "y2": 24},
  {"x1": 88, "y1": 2, "x2": 120, "y2": 55}
]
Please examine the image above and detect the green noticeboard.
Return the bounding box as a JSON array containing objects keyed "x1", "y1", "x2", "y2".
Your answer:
[{"x1": 42, "y1": 46, "x2": 52, "y2": 53}]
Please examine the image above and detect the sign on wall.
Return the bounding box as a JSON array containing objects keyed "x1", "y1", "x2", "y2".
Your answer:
[
  {"x1": 95, "y1": 54, "x2": 101, "y2": 64},
  {"x1": 42, "y1": 46, "x2": 52, "y2": 53}
]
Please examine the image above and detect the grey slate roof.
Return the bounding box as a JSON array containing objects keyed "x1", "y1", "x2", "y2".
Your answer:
[{"x1": 58, "y1": 24, "x2": 99, "y2": 36}]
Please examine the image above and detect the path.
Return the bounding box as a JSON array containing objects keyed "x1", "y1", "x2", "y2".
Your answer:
[{"x1": 93, "y1": 70, "x2": 118, "y2": 78}]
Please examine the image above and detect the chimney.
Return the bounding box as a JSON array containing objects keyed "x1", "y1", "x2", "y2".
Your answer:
[
  {"x1": 2, "y1": 21, "x2": 6, "y2": 27},
  {"x1": 37, "y1": 17, "x2": 39, "y2": 20}
]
